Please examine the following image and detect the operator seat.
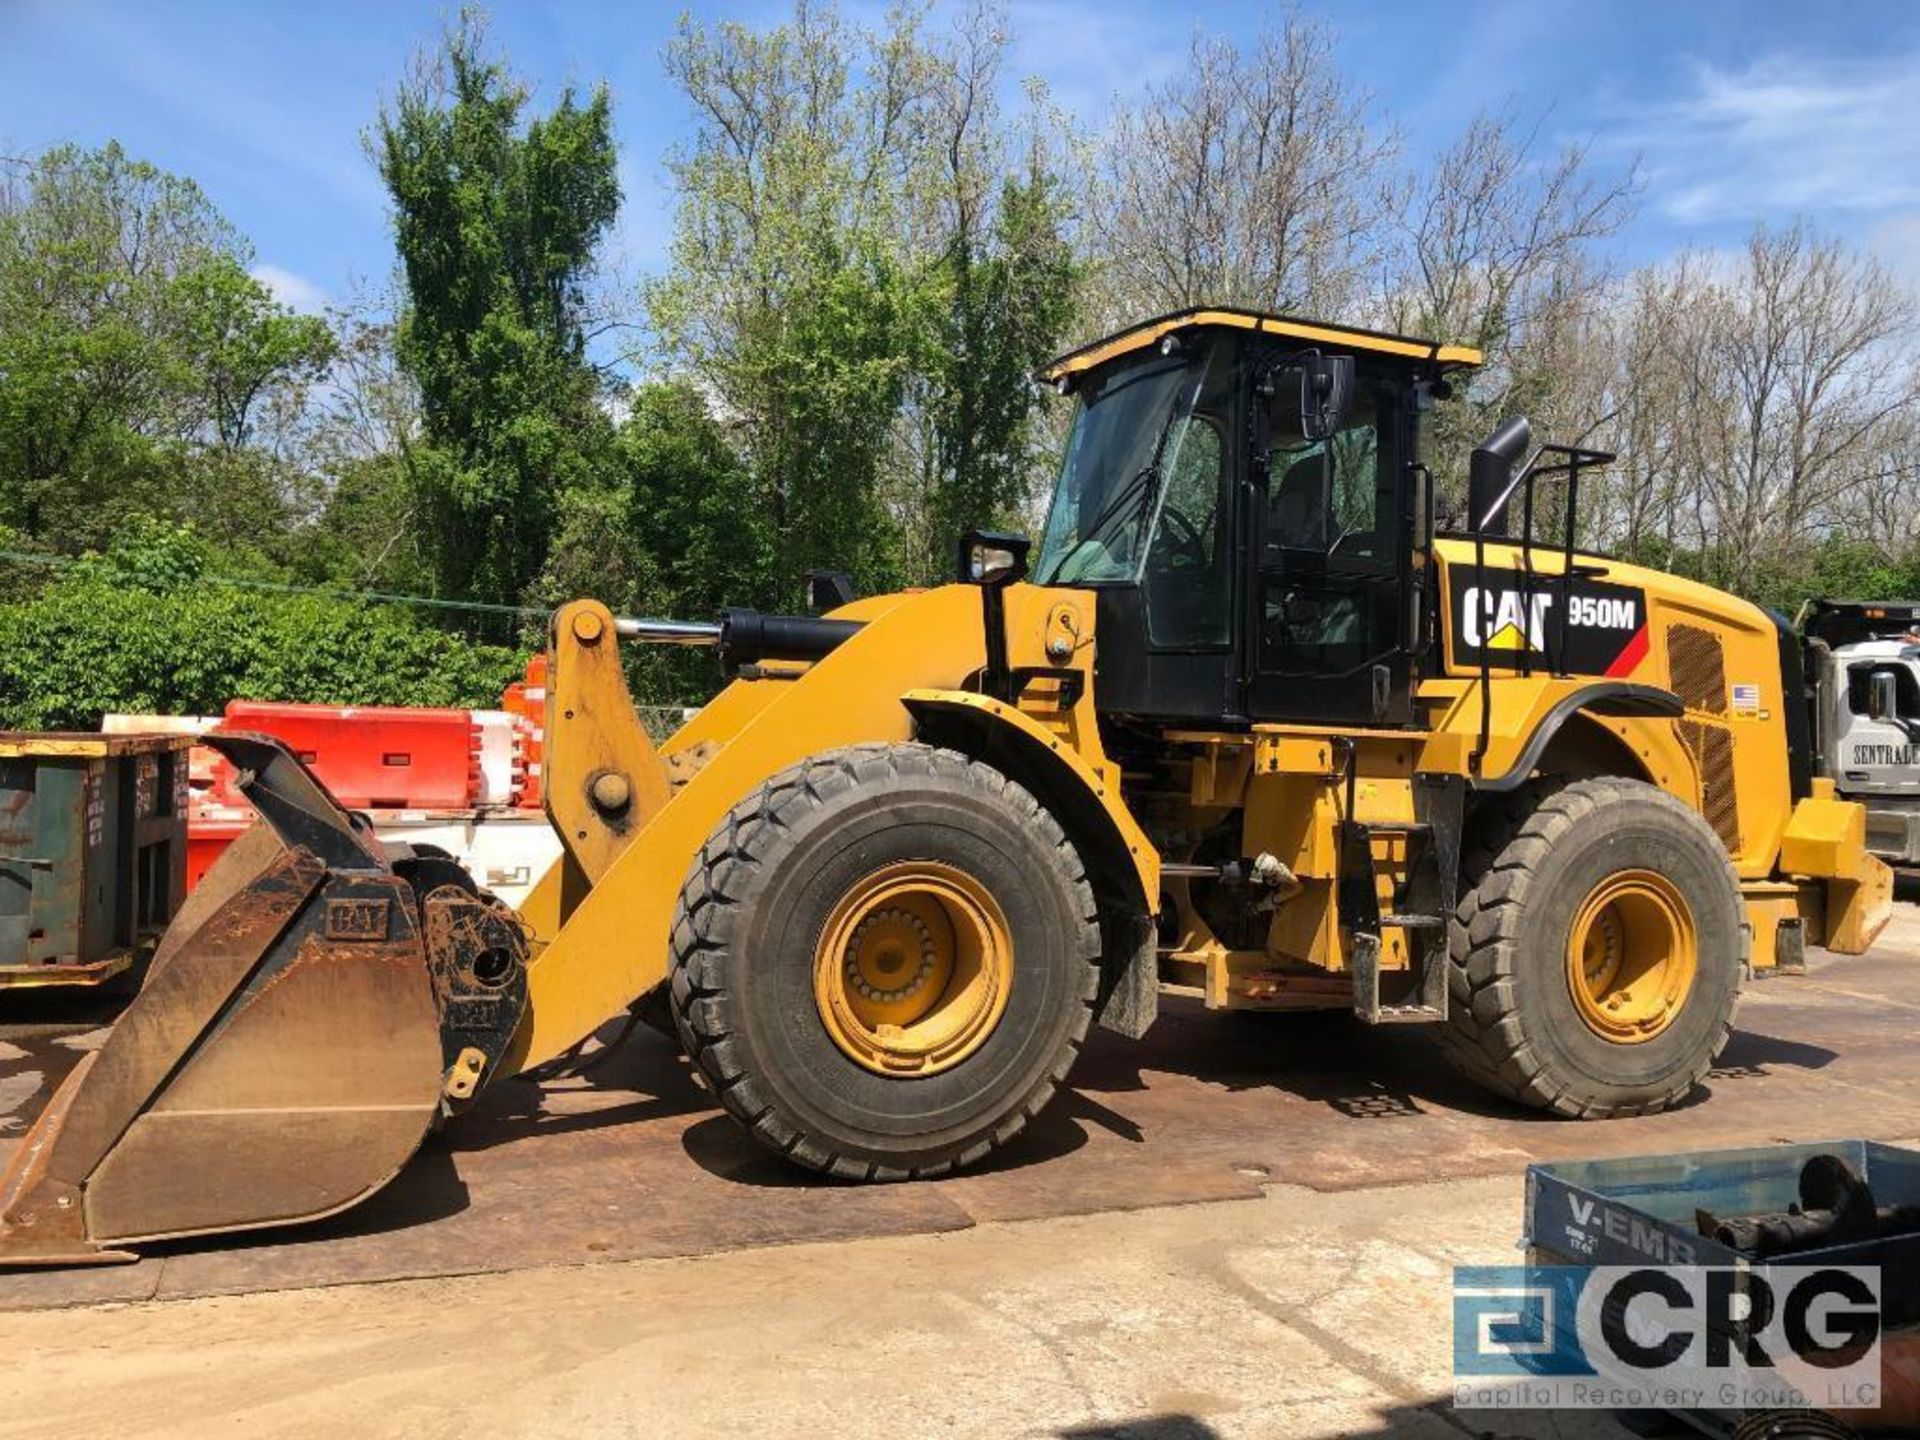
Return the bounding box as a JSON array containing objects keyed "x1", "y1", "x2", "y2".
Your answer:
[{"x1": 1270, "y1": 448, "x2": 1330, "y2": 550}]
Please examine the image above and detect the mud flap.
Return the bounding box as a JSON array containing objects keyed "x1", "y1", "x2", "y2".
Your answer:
[
  {"x1": 0, "y1": 734, "x2": 528, "y2": 1266},
  {"x1": 1095, "y1": 909, "x2": 1158, "y2": 1041}
]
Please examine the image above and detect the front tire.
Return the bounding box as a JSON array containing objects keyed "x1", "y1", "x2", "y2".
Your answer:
[
  {"x1": 1438, "y1": 777, "x2": 1744, "y2": 1118},
  {"x1": 669, "y1": 743, "x2": 1100, "y2": 1179}
]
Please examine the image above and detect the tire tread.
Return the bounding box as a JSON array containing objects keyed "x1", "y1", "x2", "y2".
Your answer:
[
  {"x1": 1435, "y1": 776, "x2": 1743, "y2": 1119},
  {"x1": 669, "y1": 742, "x2": 1100, "y2": 1179}
]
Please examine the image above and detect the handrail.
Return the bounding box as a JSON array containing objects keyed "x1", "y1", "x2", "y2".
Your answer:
[{"x1": 1467, "y1": 440, "x2": 1616, "y2": 774}]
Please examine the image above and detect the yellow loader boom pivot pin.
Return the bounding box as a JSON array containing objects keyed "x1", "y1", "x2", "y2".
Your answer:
[{"x1": 1, "y1": 308, "x2": 1892, "y2": 1264}]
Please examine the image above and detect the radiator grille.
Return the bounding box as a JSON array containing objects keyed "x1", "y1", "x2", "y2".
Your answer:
[
  {"x1": 1666, "y1": 623, "x2": 1727, "y2": 714},
  {"x1": 1679, "y1": 719, "x2": 1742, "y2": 852}
]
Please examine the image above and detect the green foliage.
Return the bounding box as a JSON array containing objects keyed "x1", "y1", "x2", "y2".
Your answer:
[
  {"x1": 526, "y1": 380, "x2": 775, "y2": 702},
  {"x1": 0, "y1": 572, "x2": 525, "y2": 730},
  {"x1": 1739, "y1": 539, "x2": 1920, "y2": 617},
  {"x1": 653, "y1": 4, "x2": 1082, "y2": 598},
  {"x1": 919, "y1": 165, "x2": 1079, "y2": 578},
  {"x1": 620, "y1": 382, "x2": 778, "y2": 615},
  {"x1": 1615, "y1": 532, "x2": 1920, "y2": 617},
  {"x1": 0, "y1": 143, "x2": 332, "y2": 555},
  {"x1": 653, "y1": 6, "x2": 929, "y2": 598},
  {"x1": 375, "y1": 10, "x2": 621, "y2": 603},
  {"x1": 296, "y1": 455, "x2": 435, "y2": 594},
  {"x1": 170, "y1": 260, "x2": 336, "y2": 451},
  {"x1": 72, "y1": 516, "x2": 211, "y2": 590},
  {"x1": 750, "y1": 251, "x2": 927, "y2": 597},
  {"x1": 619, "y1": 381, "x2": 779, "y2": 699}
]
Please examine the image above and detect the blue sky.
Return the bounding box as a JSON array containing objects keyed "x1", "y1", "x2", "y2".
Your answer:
[{"x1": 5, "y1": 0, "x2": 1920, "y2": 316}]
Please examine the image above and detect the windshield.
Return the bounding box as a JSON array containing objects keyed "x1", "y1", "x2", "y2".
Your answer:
[{"x1": 1035, "y1": 343, "x2": 1214, "y2": 584}]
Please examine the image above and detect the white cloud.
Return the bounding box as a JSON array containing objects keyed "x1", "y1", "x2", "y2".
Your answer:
[
  {"x1": 251, "y1": 263, "x2": 329, "y2": 313},
  {"x1": 1867, "y1": 212, "x2": 1920, "y2": 300},
  {"x1": 1617, "y1": 51, "x2": 1920, "y2": 225}
]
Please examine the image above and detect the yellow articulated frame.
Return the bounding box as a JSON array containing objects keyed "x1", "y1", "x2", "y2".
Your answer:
[{"x1": 503, "y1": 582, "x2": 1107, "y2": 1074}]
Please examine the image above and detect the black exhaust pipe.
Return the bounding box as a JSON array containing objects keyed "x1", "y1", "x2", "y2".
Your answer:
[{"x1": 1467, "y1": 416, "x2": 1533, "y2": 537}]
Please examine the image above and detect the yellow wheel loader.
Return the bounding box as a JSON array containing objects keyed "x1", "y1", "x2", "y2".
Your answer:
[{"x1": 0, "y1": 308, "x2": 1893, "y2": 1265}]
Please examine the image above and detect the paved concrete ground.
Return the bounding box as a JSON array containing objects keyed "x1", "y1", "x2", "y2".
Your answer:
[
  {"x1": 0, "y1": 1172, "x2": 1628, "y2": 1440},
  {"x1": 0, "y1": 895, "x2": 1915, "y2": 1436}
]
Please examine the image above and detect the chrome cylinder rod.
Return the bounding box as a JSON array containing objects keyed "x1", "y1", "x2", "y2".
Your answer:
[{"x1": 613, "y1": 616, "x2": 724, "y2": 646}]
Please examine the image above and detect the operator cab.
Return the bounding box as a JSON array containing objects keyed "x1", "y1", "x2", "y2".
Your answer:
[{"x1": 1034, "y1": 309, "x2": 1481, "y2": 728}]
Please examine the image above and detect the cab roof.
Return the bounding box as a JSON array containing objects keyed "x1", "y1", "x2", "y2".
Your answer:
[{"x1": 1040, "y1": 307, "x2": 1484, "y2": 382}]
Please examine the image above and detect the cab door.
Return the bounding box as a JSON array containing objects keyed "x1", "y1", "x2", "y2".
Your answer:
[{"x1": 1244, "y1": 374, "x2": 1415, "y2": 725}]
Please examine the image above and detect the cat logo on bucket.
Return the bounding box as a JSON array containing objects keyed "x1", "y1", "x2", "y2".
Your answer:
[{"x1": 1451, "y1": 567, "x2": 1650, "y2": 677}]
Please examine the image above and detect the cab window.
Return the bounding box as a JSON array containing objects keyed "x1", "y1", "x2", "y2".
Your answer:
[
  {"x1": 1141, "y1": 414, "x2": 1229, "y2": 647},
  {"x1": 1264, "y1": 390, "x2": 1384, "y2": 560},
  {"x1": 1848, "y1": 661, "x2": 1920, "y2": 719}
]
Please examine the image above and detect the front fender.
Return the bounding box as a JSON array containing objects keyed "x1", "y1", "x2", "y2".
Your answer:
[{"x1": 902, "y1": 689, "x2": 1160, "y2": 911}]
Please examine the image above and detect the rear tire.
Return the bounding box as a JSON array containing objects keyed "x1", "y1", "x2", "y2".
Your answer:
[
  {"x1": 669, "y1": 743, "x2": 1100, "y2": 1179},
  {"x1": 1437, "y1": 777, "x2": 1744, "y2": 1118}
]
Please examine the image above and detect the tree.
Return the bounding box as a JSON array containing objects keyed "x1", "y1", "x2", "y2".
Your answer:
[
  {"x1": 654, "y1": 1, "x2": 1081, "y2": 592},
  {"x1": 294, "y1": 298, "x2": 434, "y2": 591},
  {"x1": 172, "y1": 261, "x2": 333, "y2": 454},
  {"x1": 375, "y1": 9, "x2": 621, "y2": 603},
  {"x1": 1380, "y1": 112, "x2": 1637, "y2": 502},
  {"x1": 909, "y1": 14, "x2": 1079, "y2": 580},
  {"x1": 1089, "y1": 15, "x2": 1393, "y2": 326},
  {"x1": 1605, "y1": 225, "x2": 1920, "y2": 590},
  {"x1": 521, "y1": 379, "x2": 774, "y2": 702},
  {"x1": 652, "y1": 2, "x2": 935, "y2": 598},
  {"x1": 0, "y1": 142, "x2": 333, "y2": 555}
]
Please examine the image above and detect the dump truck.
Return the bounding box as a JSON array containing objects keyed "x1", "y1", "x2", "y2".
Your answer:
[
  {"x1": 0, "y1": 308, "x2": 1893, "y2": 1265},
  {"x1": 1802, "y1": 599, "x2": 1920, "y2": 866}
]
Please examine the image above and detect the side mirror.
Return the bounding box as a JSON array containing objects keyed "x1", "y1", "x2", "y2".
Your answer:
[
  {"x1": 958, "y1": 530, "x2": 1030, "y2": 587},
  {"x1": 1467, "y1": 416, "x2": 1534, "y2": 538},
  {"x1": 1867, "y1": 671, "x2": 1900, "y2": 723},
  {"x1": 1299, "y1": 354, "x2": 1355, "y2": 442}
]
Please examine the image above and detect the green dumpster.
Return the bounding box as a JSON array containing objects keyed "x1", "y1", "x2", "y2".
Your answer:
[{"x1": 0, "y1": 732, "x2": 194, "y2": 989}]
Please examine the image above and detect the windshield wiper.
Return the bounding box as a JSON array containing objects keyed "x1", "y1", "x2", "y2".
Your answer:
[
  {"x1": 1041, "y1": 392, "x2": 1195, "y2": 583},
  {"x1": 1042, "y1": 463, "x2": 1161, "y2": 582}
]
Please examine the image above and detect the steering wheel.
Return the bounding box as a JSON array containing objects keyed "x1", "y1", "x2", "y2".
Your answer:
[{"x1": 1156, "y1": 505, "x2": 1211, "y2": 570}]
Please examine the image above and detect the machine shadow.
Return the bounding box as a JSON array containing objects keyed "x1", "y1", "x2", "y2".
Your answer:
[
  {"x1": 1061, "y1": 997, "x2": 1494, "y2": 1120},
  {"x1": 1057, "y1": 1418, "x2": 1223, "y2": 1440},
  {"x1": 1056, "y1": 1404, "x2": 1615, "y2": 1439},
  {"x1": 678, "y1": 1102, "x2": 1093, "y2": 1188},
  {"x1": 447, "y1": 1027, "x2": 710, "y2": 1154},
  {"x1": 141, "y1": 1144, "x2": 473, "y2": 1261},
  {"x1": 1052, "y1": 998, "x2": 1835, "y2": 1130},
  {"x1": 1713, "y1": 1028, "x2": 1838, "y2": 1072}
]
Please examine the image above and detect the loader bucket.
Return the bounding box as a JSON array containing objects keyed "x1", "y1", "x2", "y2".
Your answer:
[{"x1": 0, "y1": 734, "x2": 529, "y2": 1266}]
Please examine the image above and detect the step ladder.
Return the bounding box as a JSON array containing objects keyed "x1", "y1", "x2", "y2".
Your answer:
[{"x1": 1337, "y1": 770, "x2": 1466, "y2": 1024}]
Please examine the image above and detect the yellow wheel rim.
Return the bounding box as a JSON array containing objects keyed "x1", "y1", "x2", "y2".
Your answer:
[
  {"x1": 813, "y1": 861, "x2": 1014, "y2": 1076},
  {"x1": 1566, "y1": 869, "x2": 1699, "y2": 1044}
]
